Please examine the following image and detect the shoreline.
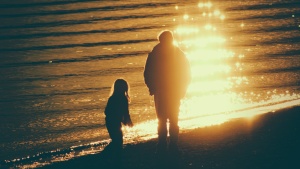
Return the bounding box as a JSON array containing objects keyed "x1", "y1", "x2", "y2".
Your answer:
[{"x1": 38, "y1": 105, "x2": 300, "y2": 169}]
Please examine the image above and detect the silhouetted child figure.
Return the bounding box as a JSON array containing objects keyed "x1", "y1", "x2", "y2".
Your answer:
[{"x1": 103, "y1": 79, "x2": 133, "y2": 165}]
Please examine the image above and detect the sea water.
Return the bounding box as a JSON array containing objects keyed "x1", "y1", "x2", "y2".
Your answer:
[{"x1": 0, "y1": 0, "x2": 299, "y2": 168}]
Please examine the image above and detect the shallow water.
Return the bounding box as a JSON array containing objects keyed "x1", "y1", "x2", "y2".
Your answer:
[{"x1": 0, "y1": 0, "x2": 299, "y2": 168}]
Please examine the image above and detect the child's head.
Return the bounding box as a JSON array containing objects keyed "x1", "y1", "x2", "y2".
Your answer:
[{"x1": 111, "y1": 79, "x2": 130, "y2": 99}]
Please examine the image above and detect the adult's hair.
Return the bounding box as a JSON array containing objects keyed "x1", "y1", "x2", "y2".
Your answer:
[{"x1": 158, "y1": 30, "x2": 173, "y2": 44}]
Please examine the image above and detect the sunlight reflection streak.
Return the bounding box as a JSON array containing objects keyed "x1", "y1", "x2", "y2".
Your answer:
[{"x1": 123, "y1": 0, "x2": 300, "y2": 145}]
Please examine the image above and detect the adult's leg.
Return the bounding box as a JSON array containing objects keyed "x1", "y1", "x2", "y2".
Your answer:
[
  {"x1": 154, "y1": 94, "x2": 168, "y2": 152},
  {"x1": 168, "y1": 98, "x2": 180, "y2": 149},
  {"x1": 169, "y1": 114, "x2": 179, "y2": 148}
]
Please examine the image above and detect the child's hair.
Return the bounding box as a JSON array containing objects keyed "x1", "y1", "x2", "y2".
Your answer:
[{"x1": 110, "y1": 78, "x2": 130, "y2": 102}]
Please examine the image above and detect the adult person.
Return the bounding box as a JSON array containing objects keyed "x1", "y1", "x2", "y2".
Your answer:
[{"x1": 144, "y1": 30, "x2": 191, "y2": 154}]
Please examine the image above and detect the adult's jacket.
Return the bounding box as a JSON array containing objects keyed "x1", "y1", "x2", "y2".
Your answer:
[{"x1": 144, "y1": 42, "x2": 191, "y2": 99}]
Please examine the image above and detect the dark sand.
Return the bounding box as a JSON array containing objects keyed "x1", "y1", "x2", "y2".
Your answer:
[{"x1": 40, "y1": 106, "x2": 300, "y2": 169}]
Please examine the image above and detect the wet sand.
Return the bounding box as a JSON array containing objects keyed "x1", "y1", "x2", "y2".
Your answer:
[{"x1": 40, "y1": 106, "x2": 300, "y2": 169}]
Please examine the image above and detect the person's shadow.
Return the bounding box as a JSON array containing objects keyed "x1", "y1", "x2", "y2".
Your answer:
[
  {"x1": 99, "y1": 142, "x2": 122, "y2": 168},
  {"x1": 156, "y1": 148, "x2": 182, "y2": 169}
]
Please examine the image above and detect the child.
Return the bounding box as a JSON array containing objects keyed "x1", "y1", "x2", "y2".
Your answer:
[{"x1": 104, "y1": 78, "x2": 133, "y2": 153}]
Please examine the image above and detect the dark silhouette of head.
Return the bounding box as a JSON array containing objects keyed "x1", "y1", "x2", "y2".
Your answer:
[
  {"x1": 113, "y1": 79, "x2": 129, "y2": 94},
  {"x1": 158, "y1": 30, "x2": 174, "y2": 44},
  {"x1": 111, "y1": 79, "x2": 130, "y2": 100}
]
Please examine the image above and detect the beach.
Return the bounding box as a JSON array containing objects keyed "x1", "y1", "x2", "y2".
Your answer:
[
  {"x1": 39, "y1": 105, "x2": 300, "y2": 169},
  {"x1": 1, "y1": 0, "x2": 299, "y2": 167}
]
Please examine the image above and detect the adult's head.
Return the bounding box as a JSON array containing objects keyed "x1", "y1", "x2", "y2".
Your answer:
[{"x1": 158, "y1": 30, "x2": 173, "y2": 44}]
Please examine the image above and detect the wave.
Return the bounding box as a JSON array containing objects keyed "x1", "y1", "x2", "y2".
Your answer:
[
  {"x1": 2, "y1": 67, "x2": 144, "y2": 82},
  {"x1": 0, "y1": 2, "x2": 174, "y2": 17},
  {"x1": 0, "y1": 25, "x2": 163, "y2": 40},
  {"x1": 237, "y1": 25, "x2": 298, "y2": 34},
  {"x1": 0, "y1": 89, "x2": 101, "y2": 104},
  {"x1": 252, "y1": 66, "x2": 300, "y2": 74},
  {"x1": 0, "y1": 51, "x2": 148, "y2": 67},
  {"x1": 260, "y1": 36, "x2": 300, "y2": 45},
  {"x1": 0, "y1": 139, "x2": 110, "y2": 169},
  {"x1": 228, "y1": 36, "x2": 300, "y2": 48},
  {"x1": 0, "y1": 39, "x2": 155, "y2": 52},
  {"x1": 233, "y1": 11, "x2": 300, "y2": 21},
  {"x1": 4, "y1": 32, "x2": 296, "y2": 53},
  {"x1": 226, "y1": 1, "x2": 300, "y2": 11},
  {"x1": 0, "y1": 0, "x2": 100, "y2": 8},
  {"x1": 0, "y1": 13, "x2": 174, "y2": 29},
  {"x1": 267, "y1": 49, "x2": 300, "y2": 57}
]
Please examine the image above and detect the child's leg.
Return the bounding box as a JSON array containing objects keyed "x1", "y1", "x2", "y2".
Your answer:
[
  {"x1": 107, "y1": 124, "x2": 123, "y2": 147},
  {"x1": 109, "y1": 126, "x2": 123, "y2": 165}
]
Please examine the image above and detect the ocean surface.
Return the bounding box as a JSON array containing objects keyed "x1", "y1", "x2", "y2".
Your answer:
[{"x1": 0, "y1": 0, "x2": 299, "y2": 168}]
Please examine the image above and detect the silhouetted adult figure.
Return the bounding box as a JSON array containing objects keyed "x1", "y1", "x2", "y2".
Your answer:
[{"x1": 144, "y1": 30, "x2": 191, "y2": 154}]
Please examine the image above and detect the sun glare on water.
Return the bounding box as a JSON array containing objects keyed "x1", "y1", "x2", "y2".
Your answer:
[
  {"x1": 123, "y1": 2, "x2": 300, "y2": 143},
  {"x1": 173, "y1": 3, "x2": 248, "y2": 127}
]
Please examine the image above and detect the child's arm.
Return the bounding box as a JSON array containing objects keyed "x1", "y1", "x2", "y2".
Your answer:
[
  {"x1": 122, "y1": 102, "x2": 133, "y2": 127},
  {"x1": 123, "y1": 116, "x2": 133, "y2": 127},
  {"x1": 123, "y1": 111, "x2": 133, "y2": 127}
]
